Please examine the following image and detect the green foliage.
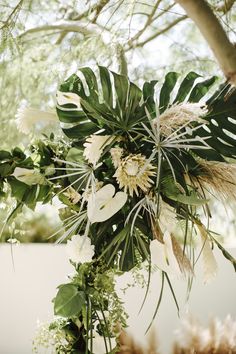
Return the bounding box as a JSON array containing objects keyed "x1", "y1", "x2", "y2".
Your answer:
[
  {"x1": 1, "y1": 65, "x2": 236, "y2": 353},
  {"x1": 54, "y1": 284, "x2": 86, "y2": 318},
  {"x1": 57, "y1": 66, "x2": 147, "y2": 137}
]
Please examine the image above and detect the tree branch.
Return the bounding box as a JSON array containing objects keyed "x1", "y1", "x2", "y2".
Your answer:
[
  {"x1": 175, "y1": 0, "x2": 236, "y2": 85},
  {"x1": 18, "y1": 21, "x2": 95, "y2": 39},
  {"x1": 55, "y1": 0, "x2": 110, "y2": 44},
  {"x1": 127, "y1": 0, "x2": 162, "y2": 47},
  {"x1": 0, "y1": 0, "x2": 24, "y2": 30},
  {"x1": 132, "y1": 15, "x2": 187, "y2": 49},
  {"x1": 116, "y1": 44, "x2": 128, "y2": 76},
  {"x1": 215, "y1": 0, "x2": 235, "y2": 14}
]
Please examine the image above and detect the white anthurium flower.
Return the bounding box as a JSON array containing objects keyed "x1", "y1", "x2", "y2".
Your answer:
[
  {"x1": 83, "y1": 135, "x2": 114, "y2": 167},
  {"x1": 196, "y1": 223, "x2": 218, "y2": 283},
  {"x1": 150, "y1": 233, "x2": 182, "y2": 277},
  {"x1": 158, "y1": 198, "x2": 177, "y2": 234},
  {"x1": 16, "y1": 106, "x2": 58, "y2": 134},
  {"x1": 87, "y1": 184, "x2": 127, "y2": 223},
  {"x1": 56, "y1": 91, "x2": 81, "y2": 109},
  {"x1": 12, "y1": 167, "x2": 45, "y2": 185},
  {"x1": 66, "y1": 234, "x2": 95, "y2": 264}
]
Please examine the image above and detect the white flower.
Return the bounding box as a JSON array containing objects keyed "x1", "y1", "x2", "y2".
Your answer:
[
  {"x1": 150, "y1": 234, "x2": 182, "y2": 277},
  {"x1": 83, "y1": 135, "x2": 114, "y2": 166},
  {"x1": 87, "y1": 184, "x2": 127, "y2": 223},
  {"x1": 12, "y1": 167, "x2": 45, "y2": 185},
  {"x1": 56, "y1": 91, "x2": 81, "y2": 109},
  {"x1": 114, "y1": 154, "x2": 156, "y2": 196},
  {"x1": 16, "y1": 106, "x2": 58, "y2": 134},
  {"x1": 66, "y1": 234, "x2": 95, "y2": 264},
  {"x1": 196, "y1": 223, "x2": 217, "y2": 283},
  {"x1": 158, "y1": 198, "x2": 177, "y2": 234}
]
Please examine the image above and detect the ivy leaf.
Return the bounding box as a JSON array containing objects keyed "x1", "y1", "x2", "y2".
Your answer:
[
  {"x1": 0, "y1": 150, "x2": 12, "y2": 160},
  {"x1": 0, "y1": 162, "x2": 14, "y2": 177},
  {"x1": 8, "y1": 177, "x2": 28, "y2": 201},
  {"x1": 12, "y1": 147, "x2": 26, "y2": 160},
  {"x1": 54, "y1": 284, "x2": 86, "y2": 317}
]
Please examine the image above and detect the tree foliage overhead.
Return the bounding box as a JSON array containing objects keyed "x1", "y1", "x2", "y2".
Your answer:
[{"x1": 0, "y1": 0, "x2": 235, "y2": 147}]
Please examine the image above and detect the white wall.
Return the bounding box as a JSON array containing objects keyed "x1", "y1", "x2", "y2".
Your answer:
[{"x1": 0, "y1": 244, "x2": 235, "y2": 354}]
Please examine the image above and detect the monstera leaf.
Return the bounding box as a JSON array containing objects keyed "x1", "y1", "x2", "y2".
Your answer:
[
  {"x1": 57, "y1": 67, "x2": 236, "y2": 161},
  {"x1": 57, "y1": 66, "x2": 151, "y2": 138},
  {"x1": 158, "y1": 72, "x2": 236, "y2": 161},
  {"x1": 195, "y1": 84, "x2": 236, "y2": 160}
]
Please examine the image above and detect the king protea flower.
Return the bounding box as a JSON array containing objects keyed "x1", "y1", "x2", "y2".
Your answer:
[{"x1": 114, "y1": 154, "x2": 156, "y2": 196}]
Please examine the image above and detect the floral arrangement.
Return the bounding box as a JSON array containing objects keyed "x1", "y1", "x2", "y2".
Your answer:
[{"x1": 1, "y1": 67, "x2": 236, "y2": 353}]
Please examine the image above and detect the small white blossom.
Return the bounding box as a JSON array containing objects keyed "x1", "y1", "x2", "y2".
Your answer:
[{"x1": 66, "y1": 234, "x2": 95, "y2": 264}]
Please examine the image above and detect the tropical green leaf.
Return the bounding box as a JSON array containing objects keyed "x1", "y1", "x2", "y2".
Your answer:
[
  {"x1": 57, "y1": 66, "x2": 147, "y2": 138},
  {"x1": 188, "y1": 76, "x2": 218, "y2": 102},
  {"x1": 142, "y1": 80, "x2": 158, "y2": 118},
  {"x1": 119, "y1": 232, "x2": 136, "y2": 271},
  {"x1": 174, "y1": 193, "x2": 209, "y2": 206},
  {"x1": 161, "y1": 176, "x2": 208, "y2": 205},
  {"x1": 54, "y1": 284, "x2": 86, "y2": 317},
  {"x1": 159, "y1": 72, "x2": 179, "y2": 113},
  {"x1": 173, "y1": 71, "x2": 201, "y2": 103},
  {"x1": 193, "y1": 84, "x2": 236, "y2": 159}
]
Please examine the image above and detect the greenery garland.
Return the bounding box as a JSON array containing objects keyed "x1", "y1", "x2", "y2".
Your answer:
[{"x1": 1, "y1": 67, "x2": 236, "y2": 353}]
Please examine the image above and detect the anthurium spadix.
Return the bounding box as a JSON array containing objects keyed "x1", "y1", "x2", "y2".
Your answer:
[
  {"x1": 56, "y1": 91, "x2": 81, "y2": 109},
  {"x1": 87, "y1": 184, "x2": 127, "y2": 223}
]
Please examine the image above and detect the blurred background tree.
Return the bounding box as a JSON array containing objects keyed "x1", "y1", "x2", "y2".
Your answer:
[{"x1": 0, "y1": 0, "x2": 235, "y2": 242}]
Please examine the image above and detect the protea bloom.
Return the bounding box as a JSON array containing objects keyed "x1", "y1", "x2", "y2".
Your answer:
[{"x1": 114, "y1": 154, "x2": 156, "y2": 196}]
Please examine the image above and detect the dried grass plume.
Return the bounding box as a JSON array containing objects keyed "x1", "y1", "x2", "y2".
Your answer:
[{"x1": 173, "y1": 315, "x2": 236, "y2": 354}]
